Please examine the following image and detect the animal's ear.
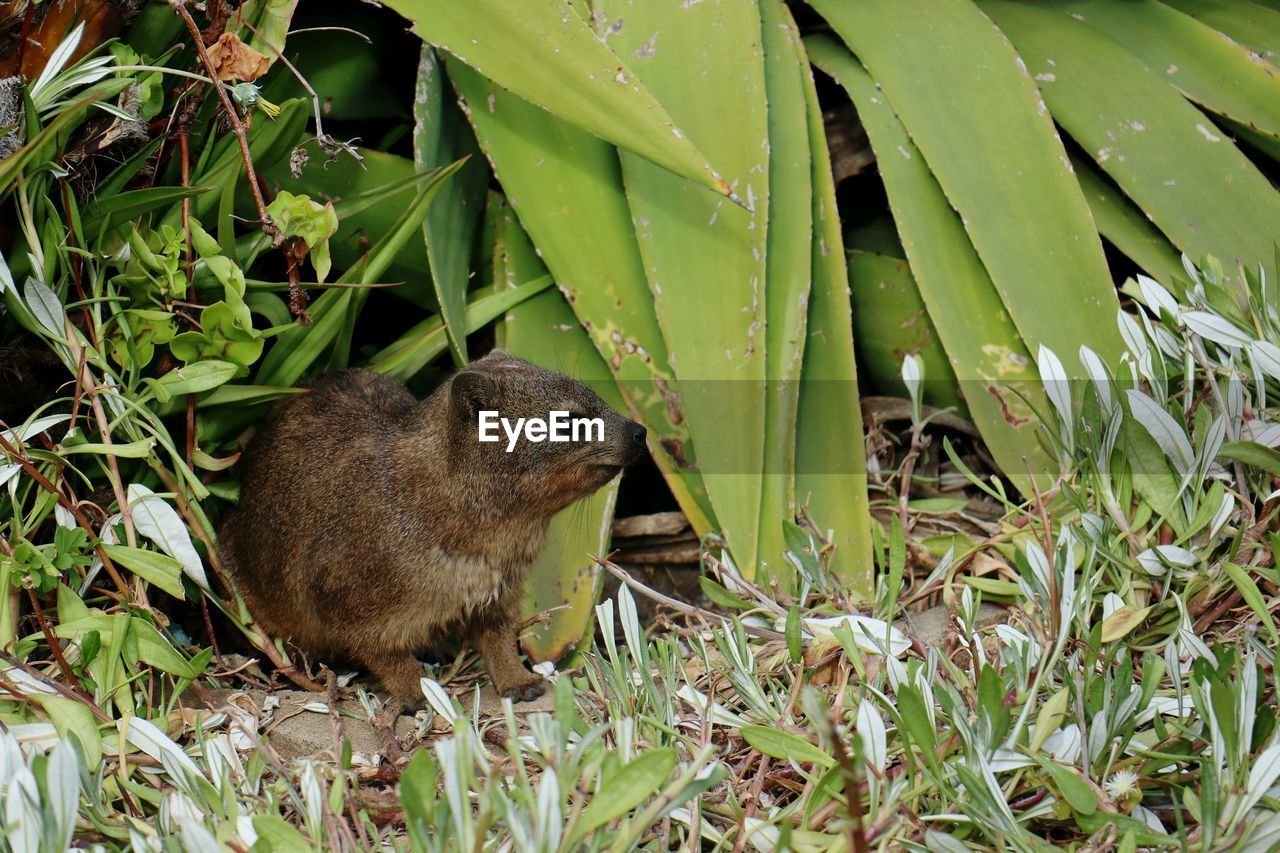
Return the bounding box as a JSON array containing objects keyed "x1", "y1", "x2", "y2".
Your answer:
[
  {"x1": 450, "y1": 369, "x2": 501, "y2": 420},
  {"x1": 479, "y1": 348, "x2": 515, "y2": 363}
]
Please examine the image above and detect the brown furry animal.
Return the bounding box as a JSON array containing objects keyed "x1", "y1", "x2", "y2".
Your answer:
[{"x1": 218, "y1": 350, "x2": 646, "y2": 703}]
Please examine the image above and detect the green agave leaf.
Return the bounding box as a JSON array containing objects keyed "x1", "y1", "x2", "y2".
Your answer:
[
  {"x1": 981, "y1": 0, "x2": 1280, "y2": 286},
  {"x1": 807, "y1": 37, "x2": 1054, "y2": 491},
  {"x1": 756, "y1": 0, "x2": 812, "y2": 581},
  {"x1": 1051, "y1": 0, "x2": 1280, "y2": 141},
  {"x1": 414, "y1": 46, "x2": 490, "y2": 364},
  {"x1": 1071, "y1": 154, "x2": 1184, "y2": 288},
  {"x1": 1161, "y1": 0, "x2": 1280, "y2": 63},
  {"x1": 492, "y1": 205, "x2": 619, "y2": 663},
  {"x1": 381, "y1": 0, "x2": 734, "y2": 199},
  {"x1": 809, "y1": 0, "x2": 1124, "y2": 366},
  {"x1": 846, "y1": 250, "x2": 961, "y2": 411},
  {"x1": 794, "y1": 39, "x2": 873, "y2": 592},
  {"x1": 608, "y1": 0, "x2": 770, "y2": 575},
  {"x1": 448, "y1": 57, "x2": 716, "y2": 532}
]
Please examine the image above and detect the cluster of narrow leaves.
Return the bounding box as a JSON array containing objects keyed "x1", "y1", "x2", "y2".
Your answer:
[{"x1": 2, "y1": 259, "x2": 1276, "y2": 849}]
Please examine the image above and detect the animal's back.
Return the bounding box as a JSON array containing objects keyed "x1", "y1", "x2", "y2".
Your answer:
[{"x1": 221, "y1": 369, "x2": 416, "y2": 651}]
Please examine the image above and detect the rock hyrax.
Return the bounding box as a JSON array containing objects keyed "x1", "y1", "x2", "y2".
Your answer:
[{"x1": 218, "y1": 349, "x2": 646, "y2": 702}]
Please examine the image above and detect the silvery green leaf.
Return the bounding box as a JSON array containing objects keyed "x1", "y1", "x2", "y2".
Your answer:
[
  {"x1": 4, "y1": 764, "x2": 40, "y2": 853},
  {"x1": 1209, "y1": 492, "x2": 1235, "y2": 540},
  {"x1": 0, "y1": 249, "x2": 13, "y2": 297},
  {"x1": 1, "y1": 667, "x2": 57, "y2": 696},
  {"x1": 536, "y1": 767, "x2": 562, "y2": 849},
  {"x1": 1038, "y1": 345, "x2": 1072, "y2": 444},
  {"x1": 1078, "y1": 345, "x2": 1113, "y2": 412},
  {"x1": 0, "y1": 464, "x2": 19, "y2": 490},
  {"x1": 1196, "y1": 415, "x2": 1227, "y2": 486},
  {"x1": 123, "y1": 716, "x2": 205, "y2": 795},
  {"x1": 1025, "y1": 542, "x2": 1051, "y2": 598},
  {"x1": 2, "y1": 414, "x2": 70, "y2": 446},
  {"x1": 1043, "y1": 726, "x2": 1083, "y2": 764},
  {"x1": 177, "y1": 822, "x2": 222, "y2": 853},
  {"x1": 902, "y1": 354, "x2": 923, "y2": 421},
  {"x1": 1181, "y1": 252, "x2": 1200, "y2": 285},
  {"x1": 924, "y1": 830, "x2": 974, "y2": 853},
  {"x1": 1118, "y1": 310, "x2": 1149, "y2": 361},
  {"x1": 1251, "y1": 341, "x2": 1280, "y2": 382},
  {"x1": 235, "y1": 816, "x2": 259, "y2": 848},
  {"x1": 1137, "y1": 274, "x2": 1180, "y2": 320},
  {"x1": 1182, "y1": 311, "x2": 1252, "y2": 348},
  {"x1": 1137, "y1": 549, "x2": 1169, "y2": 577},
  {"x1": 802, "y1": 614, "x2": 910, "y2": 656},
  {"x1": 54, "y1": 503, "x2": 76, "y2": 529},
  {"x1": 298, "y1": 761, "x2": 323, "y2": 838},
  {"x1": 419, "y1": 678, "x2": 459, "y2": 725},
  {"x1": 29, "y1": 22, "x2": 85, "y2": 103},
  {"x1": 1103, "y1": 592, "x2": 1125, "y2": 621},
  {"x1": 46, "y1": 741, "x2": 80, "y2": 853},
  {"x1": 618, "y1": 582, "x2": 644, "y2": 658},
  {"x1": 1245, "y1": 421, "x2": 1280, "y2": 448},
  {"x1": 127, "y1": 484, "x2": 209, "y2": 590},
  {"x1": 23, "y1": 276, "x2": 66, "y2": 338},
  {"x1": 675, "y1": 684, "x2": 746, "y2": 728},
  {"x1": 855, "y1": 700, "x2": 887, "y2": 773},
  {"x1": 1126, "y1": 390, "x2": 1194, "y2": 474},
  {"x1": 1156, "y1": 545, "x2": 1198, "y2": 567},
  {"x1": 1239, "y1": 741, "x2": 1280, "y2": 821}
]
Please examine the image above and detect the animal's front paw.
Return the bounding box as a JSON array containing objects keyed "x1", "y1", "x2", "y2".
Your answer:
[{"x1": 500, "y1": 677, "x2": 547, "y2": 703}]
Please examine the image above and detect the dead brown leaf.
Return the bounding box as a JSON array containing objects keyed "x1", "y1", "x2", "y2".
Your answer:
[{"x1": 206, "y1": 33, "x2": 270, "y2": 82}]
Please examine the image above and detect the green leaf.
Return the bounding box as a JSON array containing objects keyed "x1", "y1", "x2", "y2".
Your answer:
[
  {"x1": 154, "y1": 360, "x2": 239, "y2": 396},
  {"x1": 33, "y1": 694, "x2": 102, "y2": 767},
  {"x1": 1071, "y1": 154, "x2": 1184, "y2": 288},
  {"x1": 1101, "y1": 604, "x2": 1152, "y2": 643},
  {"x1": 794, "y1": 40, "x2": 873, "y2": 594},
  {"x1": 448, "y1": 57, "x2": 715, "y2": 534},
  {"x1": 369, "y1": 274, "x2": 554, "y2": 380},
  {"x1": 414, "y1": 47, "x2": 489, "y2": 364},
  {"x1": 128, "y1": 618, "x2": 197, "y2": 679},
  {"x1": 102, "y1": 546, "x2": 186, "y2": 600},
  {"x1": 756, "y1": 0, "x2": 812, "y2": 581},
  {"x1": 698, "y1": 577, "x2": 751, "y2": 611},
  {"x1": 1035, "y1": 757, "x2": 1098, "y2": 815},
  {"x1": 786, "y1": 606, "x2": 803, "y2": 665},
  {"x1": 493, "y1": 209, "x2": 620, "y2": 663},
  {"x1": 250, "y1": 815, "x2": 313, "y2": 853},
  {"x1": 807, "y1": 36, "x2": 1054, "y2": 491},
  {"x1": 1222, "y1": 562, "x2": 1280, "y2": 651},
  {"x1": 1057, "y1": 0, "x2": 1280, "y2": 142},
  {"x1": 381, "y1": 0, "x2": 733, "y2": 198},
  {"x1": 740, "y1": 726, "x2": 835, "y2": 769},
  {"x1": 846, "y1": 251, "x2": 961, "y2": 409},
  {"x1": 981, "y1": 0, "x2": 1280, "y2": 287},
  {"x1": 810, "y1": 0, "x2": 1125, "y2": 366},
  {"x1": 264, "y1": 191, "x2": 339, "y2": 283},
  {"x1": 570, "y1": 748, "x2": 677, "y2": 845},
  {"x1": 1218, "y1": 441, "x2": 1280, "y2": 478},
  {"x1": 611, "y1": 0, "x2": 770, "y2": 575}
]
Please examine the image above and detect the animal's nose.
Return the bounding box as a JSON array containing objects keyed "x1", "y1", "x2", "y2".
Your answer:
[{"x1": 630, "y1": 423, "x2": 647, "y2": 445}]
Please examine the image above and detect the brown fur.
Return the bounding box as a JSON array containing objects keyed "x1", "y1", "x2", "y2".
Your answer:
[{"x1": 218, "y1": 350, "x2": 645, "y2": 702}]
